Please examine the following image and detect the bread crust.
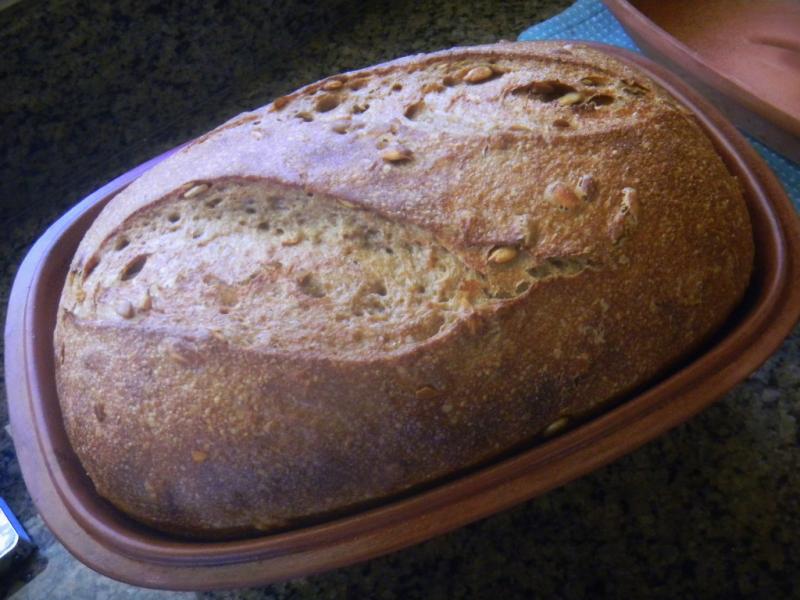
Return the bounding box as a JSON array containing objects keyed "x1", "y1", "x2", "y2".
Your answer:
[{"x1": 55, "y1": 42, "x2": 753, "y2": 536}]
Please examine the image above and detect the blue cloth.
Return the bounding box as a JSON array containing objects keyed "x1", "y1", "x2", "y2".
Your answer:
[{"x1": 519, "y1": 0, "x2": 800, "y2": 210}]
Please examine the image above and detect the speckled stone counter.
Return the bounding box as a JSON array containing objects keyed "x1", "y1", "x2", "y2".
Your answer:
[{"x1": 2, "y1": 1, "x2": 799, "y2": 598}]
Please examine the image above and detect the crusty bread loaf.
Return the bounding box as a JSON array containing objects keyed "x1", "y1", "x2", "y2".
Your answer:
[{"x1": 55, "y1": 42, "x2": 753, "y2": 538}]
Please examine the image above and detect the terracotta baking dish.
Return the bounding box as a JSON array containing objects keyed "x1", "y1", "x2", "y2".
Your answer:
[
  {"x1": 5, "y1": 45, "x2": 800, "y2": 590},
  {"x1": 604, "y1": 0, "x2": 800, "y2": 164}
]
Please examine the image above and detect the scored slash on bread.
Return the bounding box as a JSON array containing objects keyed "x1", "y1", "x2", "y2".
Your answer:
[{"x1": 54, "y1": 42, "x2": 753, "y2": 537}]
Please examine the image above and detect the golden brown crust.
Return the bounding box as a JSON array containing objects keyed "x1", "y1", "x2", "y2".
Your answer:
[{"x1": 55, "y1": 42, "x2": 753, "y2": 537}]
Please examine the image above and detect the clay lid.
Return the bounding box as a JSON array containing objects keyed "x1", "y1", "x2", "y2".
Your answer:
[{"x1": 605, "y1": 0, "x2": 800, "y2": 163}]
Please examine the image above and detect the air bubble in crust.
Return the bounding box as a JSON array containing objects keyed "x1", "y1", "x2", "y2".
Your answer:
[
  {"x1": 120, "y1": 255, "x2": 148, "y2": 281},
  {"x1": 588, "y1": 94, "x2": 615, "y2": 106}
]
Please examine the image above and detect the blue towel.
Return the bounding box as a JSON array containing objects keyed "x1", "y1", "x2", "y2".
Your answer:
[{"x1": 519, "y1": 0, "x2": 800, "y2": 210}]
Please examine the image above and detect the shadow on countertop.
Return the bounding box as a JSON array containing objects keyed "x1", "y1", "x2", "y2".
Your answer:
[{"x1": 2, "y1": 1, "x2": 800, "y2": 599}]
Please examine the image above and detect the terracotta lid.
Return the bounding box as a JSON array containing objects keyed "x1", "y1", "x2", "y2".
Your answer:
[
  {"x1": 605, "y1": 0, "x2": 800, "y2": 164},
  {"x1": 5, "y1": 44, "x2": 800, "y2": 590}
]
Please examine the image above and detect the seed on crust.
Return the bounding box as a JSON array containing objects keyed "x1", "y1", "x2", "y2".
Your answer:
[
  {"x1": 488, "y1": 246, "x2": 518, "y2": 264},
  {"x1": 621, "y1": 79, "x2": 649, "y2": 96},
  {"x1": 464, "y1": 65, "x2": 494, "y2": 84},
  {"x1": 558, "y1": 92, "x2": 583, "y2": 106},
  {"x1": 620, "y1": 187, "x2": 639, "y2": 222},
  {"x1": 415, "y1": 385, "x2": 441, "y2": 400},
  {"x1": 114, "y1": 300, "x2": 134, "y2": 319},
  {"x1": 322, "y1": 79, "x2": 344, "y2": 91},
  {"x1": 543, "y1": 417, "x2": 569, "y2": 437},
  {"x1": 137, "y1": 290, "x2": 152, "y2": 311},
  {"x1": 183, "y1": 184, "x2": 209, "y2": 198},
  {"x1": 545, "y1": 181, "x2": 581, "y2": 210},
  {"x1": 191, "y1": 450, "x2": 208, "y2": 463},
  {"x1": 281, "y1": 231, "x2": 305, "y2": 246},
  {"x1": 609, "y1": 188, "x2": 640, "y2": 243},
  {"x1": 577, "y1": 175, "x2": 597, "y2": 202},
  {"x1": 381, "y1": 146, "x2": 413, "y2": 162},
  {"x1": 580, "y1": 76, "x2": 606, "y2": 86}
]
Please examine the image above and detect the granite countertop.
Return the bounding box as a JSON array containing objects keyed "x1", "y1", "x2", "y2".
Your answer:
[{"x1": 2, "y1": 0, "x2": 799, "y2": 598}]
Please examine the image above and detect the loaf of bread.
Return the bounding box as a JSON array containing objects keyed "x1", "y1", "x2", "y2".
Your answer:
[{"x1": 55, "y1": 42, "x2": 753, "y2": 538}]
